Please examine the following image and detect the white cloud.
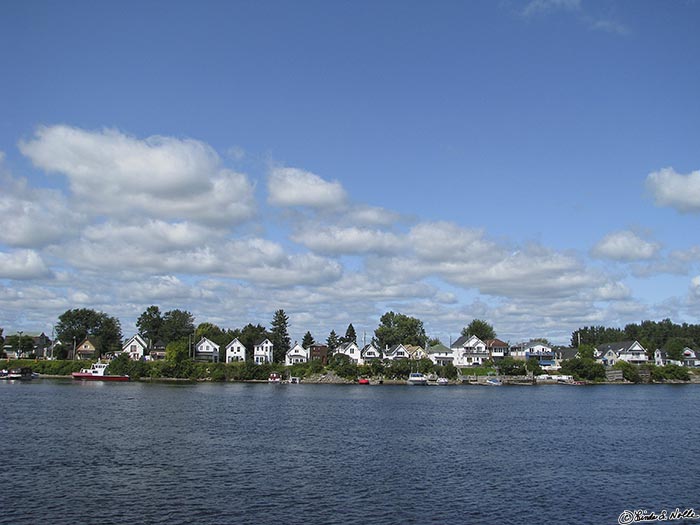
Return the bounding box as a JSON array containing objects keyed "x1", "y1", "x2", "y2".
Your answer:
[
  {"x1": 646, "y1": 167, "x2": 700, "y2": 213},
  {"x1": 267, "y1": 166, "x2": 347, "y2": 208},
  {"x1": 522, "y1": 0, "x2": 581, "y2": 17},
  {"x1": 292, "y1": 225, "x2": 403, "y2": 255},
  {"x1": 591, "y1": 230, "x2": 660, "y2": 261},
  {"x1": 19, "y1": 125, "x2": 256, "y2": 225},
  {"x1": 0, "y1": 173, "x2": 85, "y2": 248},
  {"x1": 0, "y1": 250, "x2": 52, "y2": 279}
]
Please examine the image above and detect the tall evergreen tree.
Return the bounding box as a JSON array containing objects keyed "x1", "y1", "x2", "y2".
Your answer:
[
  {"x1": 302, "y1": 331, "x2": 315, "y2": 348},
  {"x1": 270, "y1": 309, "x2": 291, "y2": 363},
  {"x1": 343, "y1": 323, "x2": 357, "y2": 344},
  {"x1": 160, "y1": 309, "x2": 195, "y2": 344},
  {"x1": 326, "y1": 330, "x2": 340, "y2": 352}
]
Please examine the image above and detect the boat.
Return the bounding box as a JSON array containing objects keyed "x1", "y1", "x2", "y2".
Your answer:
[
  {"x1": 71, "y1": 362, "x2": 129, "y2": 382},
  {"x1": 436, "y1": 377, "x2": 450, "y2": 386},
  {"x1": 3, "y1": 367, "x2": 34, "y2": 380},
  {"x1": 406, "y1": 372, "x2": 428, "y2": 385},
  {"x1": 357, "y1": 377, "x2": 370, "y2": 385},
  {"x1": 485, "y1": 377, "x2": 503, "y2": 386},
  {"x1": 288, "y1": 376, "x2": 300, "y2": 384},
  {"x1": 268, "y1": 372, "x2": 282, "y2": 383}
]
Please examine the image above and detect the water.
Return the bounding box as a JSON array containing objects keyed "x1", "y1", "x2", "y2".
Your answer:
[{"x1": 1, "y1": 380, "x2": 698, "y2": 524}]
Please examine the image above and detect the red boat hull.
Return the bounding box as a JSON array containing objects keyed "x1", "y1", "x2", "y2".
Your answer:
[{"x1": 71, "y1": 373, "x2": 130, "y2": 382}]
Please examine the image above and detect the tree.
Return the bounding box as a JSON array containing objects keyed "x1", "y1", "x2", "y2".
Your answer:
[
  {"x1": 461, "y1": 319, "x2": 496, "y2": 341},
  {"x1": 343, "y1": 323, "x2": 357, "y2": 344},
  {"x1": 374, "y1": 312, "x2": 427, "y2": 350},
  {"x1": 428, "y1": 337, "x2": 442, "y2": 347},
  {"x1": 664, "y1": 337, "x2": 693, "y2": 361},
  {"x1": 166, "y1": 339, "x2": 190, "y2": 364},
  {"x1": 497, "y1": 357, "x2": 526, "y2": 376},
  {"x1": 55, "y1": 308, "x2": 122, "y2": 358},
  {"x1": 302, "y1": 331, "x2": 315, "y2": 348},
  {"x1": 160, "y1": 309, "x2": 195, "y2": 344},
  {"x1": 326, "y1": 330, "x2": 340, "y2": 352},
  {"x1": 5, "y1": 334, "x2": 35, "y2": 357},
  {"x1": 136, "y1": 305, "x2": 163, "y2": 344},
  {"x1": 235, "y1": 323, "x2": 269, "y2": 361},
  {"x1": 270, "y1": 309, "x2": 291, "y2": 363}
]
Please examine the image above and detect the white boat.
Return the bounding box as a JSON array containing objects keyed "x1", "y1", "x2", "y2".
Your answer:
[
  {"x1": 268, "y1": 373, "x2": 282, "y2": 383},
  {"x1": 406, "y1": 372, "x2": 428, "y2": 385},
  {"x1": 72, "y1": 362, "x2": 129, "y2": 381},
  {"x1": 485, "y1": 377, "x2": 502, "y2": 386},
  {"x1": 436, "y1": 377, "x2": 450, "y2": 386}
]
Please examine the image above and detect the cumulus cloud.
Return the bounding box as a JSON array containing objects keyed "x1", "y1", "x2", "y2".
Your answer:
[
  {"x1": 0, "y1": 250, "x2": 52, "y2": 279},
  {"x1": 292, "y1": 225, "x2": 403, "y2": 255},
  {"x1": 646, "y1": 167, "x2": 700, "y2": 213},
  {"x1": 0, "y1": 174, "x2": 85, "y2": 248},
  {"x1": 591, "y1": 230, "x2": 660, "y2": 261},
  {"x1": 267, "y1": 166, "x2": 347, "y2": 208},
  {"x1": 19, "y1": 125, "x2": 256, "y2": 225}
]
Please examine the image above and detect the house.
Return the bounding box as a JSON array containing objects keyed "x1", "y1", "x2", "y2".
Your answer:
[
  {"x1": 384, "y1": 344, "x2": 410, "y2": 361},
  {"x1": 361, "y1": 343, "x2": 382, "y2": 364},
  {"x1": 122, "y1": 334, "x2": 148, "y2": 360},
  {"x1": 484, "y1": 339, "x2": 509, "y2": 361},
  {"x1": 285, "y1": 343, "x2": 309, "y2": 366},
  {"x1": 452, "y1": 335, "x2": 488, "y2": 367},
  {"x1": 195, "y1": 337, "x2": 220, "y2": 363},
  {"x1": 31, "y1": 333, "x2": 52, "y2": 358},
  {"x1": 335, "y1": 342, "x2": 361, "y2": 363},
  {"x1": 225, "y1": 338, "x2": 246, "y2": 363},
  {"x1": 254, "y1": 338, "x2": 274, "y2": 364},
  {"x1": 405, "y1": 345, "x2": 428, "y2": 360},
  {"x1": 595, "y1": 341, "x2": 648, "y2": 366},
  {"x1": 681, "y1": 348, "x2": 700, "y2": 367},
  {"x1": 309, "y1": 344, "x2": 328, "y2": 364},
  {"x1": 76, "y1": 338, "x2": 98, "y2": 360},
  {"x1": 554, "y1": 347, "x2": 580, "y2": 368},
  {"x1": 150, "y1": 340, "x2": 167, "y2": 360},
  {"x1": 427, "y1": 343, "x2": 453, "y2": 366}
]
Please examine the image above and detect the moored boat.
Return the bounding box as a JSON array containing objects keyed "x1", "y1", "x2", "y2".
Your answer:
[
  {"x1": 357, "y1": 377, "x2": 370, "y2": 385},
  {"x1": 268, "y1": 372, "x2": 281, "y2": 383},
  {"x1": 406, "y1": 372, "x2": 428, "y2": 385},
  {"x1": 71, "y1": 362, "x2": 129, "y2": 382},
  {"x1": 485, "y1": 377, "x2": 502, "y2": 386},
  {"x1": 3, "y1": 367, "x2": 34, "y2": 380},
  {"x1": 436, "y1": 377, "x2": 450, "y2": 386}
]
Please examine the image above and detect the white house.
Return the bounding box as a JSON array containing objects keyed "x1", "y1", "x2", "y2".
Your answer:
[
  {"x1": 254, "y1": 338, "x2": 274, "y2": 364},
  {"x1": 682, "y1": 348, "x2": 700, "y2": 367},
  {"x1": 595, "y1": 341, "x2": 648, "y2": 366},
  {"x1": 122, "y1": 334, "x2": 148, "y2": 360},
  {"x1": 384, "y1": 344, "x2": 410, "y2": 361},
  {"x1": 225, "y1": 338, "x2": 246, "y2": 363},
  {"x1": 195, "y1": 337, "x2": 220, "y2": 362},
  {"x1": 428, "y1": 343, "x2": 453, "y2": 366},
  {"x1": 285, "y1": 343, "x2": 309, "y2": 366},
  {"x1": 335, "y1": 342, "x2": 361, "y2": 363},
  {"x1": 510, "y1": 341, "x2": 555, "y2": 368},
  {"x1": 484, "y1": 339, "x2": 509, "y2": 361},
  {"x1": 452, "y1": 335, "x2": 488, "y2": 367},
  {"x1": 361, "y1": 343, "x2": 382, "y2": 364}
]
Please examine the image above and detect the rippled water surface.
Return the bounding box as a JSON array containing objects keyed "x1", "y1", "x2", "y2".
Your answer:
[{"x1": 1, "y1": 380, "x2": 698, "y2": 524}]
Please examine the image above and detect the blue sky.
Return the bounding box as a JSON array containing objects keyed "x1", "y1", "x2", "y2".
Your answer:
[{"x1": 1, "y1": 0, "x2": 699, "y2": 346}]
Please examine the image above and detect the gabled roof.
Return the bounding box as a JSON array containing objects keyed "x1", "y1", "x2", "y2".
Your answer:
[
  {"x1": 557, "y1": 347, "x2": 579, "y2": 360},
  {"x1": 225, "y1": 337, "x2": 243, "y2": 348},
  {"x1": 484, "y1": 338, "x2": 508, "y2": 348},
  {"x1": 428, "y1": 343, "x2": 451, "y2": 354},
  {"x1": 595, "y1": 340, "x2": 645, "y2": 354},
  {"x1": 254, "y1": 338, "x2": 272, "y2": 346},
  {"x1": 337, "y1": 341, "x2": 358, "y2": 351},
  {"x1": 196, "y1": 336, "x2": 220, "y2": 349},
  {"x1": 451, "y1": 334, "x2": 484, "y2": 349},
  {"x1": 122, "y1": 334, "x2": 148, "y2": 350}
]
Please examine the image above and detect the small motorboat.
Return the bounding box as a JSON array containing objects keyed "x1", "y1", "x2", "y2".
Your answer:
[
  {"x1": 485, "y1": 377, "x2": 503, "y2": 386},
  {"x1": 268, "y1": 373, "x2": 282, "y2": 383},
  {"x1": 4, "y1": 367, "x2": 34, "y2": 381},
  {"x1": 436, "y1": 377, "x2": 450, "y2": 386},
  {"x1": 357, "y1": 378, "x2": 370, "y2": 385},
  {"x1": 71, "y1": 362, "x2": 129, "y2": 382},
  {"x1": 406, "y1": 372, "x2": 428, "y2": 385}
]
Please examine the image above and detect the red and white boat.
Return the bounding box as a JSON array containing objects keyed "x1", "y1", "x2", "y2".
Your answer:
[{"x1": 72, "y1": 362, "x2": 129, "y2": 382}]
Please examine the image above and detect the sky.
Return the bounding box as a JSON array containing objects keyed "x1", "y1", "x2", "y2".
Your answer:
[{"x1": 1, "y1": 0, "x2": 699, "y2": 347}]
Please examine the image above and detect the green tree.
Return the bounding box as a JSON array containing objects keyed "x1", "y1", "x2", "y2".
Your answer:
[
  {"x1": 136, "y1": 305, "x2": 163, "y2": 345},
  {"x1": 302, "y1": 331, "x2": 315, "y2": 348},
  {"x1": 161, "y1": 309, "x2": 195, "y2": 344},
  {"x1": 560, "y1": 358, "x2": 606, "y2": 381},
  {"x1": 235, "y1": 323, "x2": 269, "y2": 361},
  {"x1": 343, "y1": 323, "x2": 357, "y2": 344},
  {"x1": 326, "y1": 330, "x2": 340, "y2": 352},
  {"x1": 526, "y1": 358, "x2": 543, "y2": 376},
  {"x1": 428, "y1": 337, "x2": 442, "y2": 347},
  {"x1": 461, "y1": 319, "x2": 496, "y2": 340},
  {"x1": 577, "y1": 344, "x2": 595, "y2": 359},
  {"x1": 55, "y1": 308, "x2": 123, "y2": 358},
  {"x1": 613, "y1": 361, "x2": 642, "y2": 383},
  {"x1": 664, "y1": 337, "x2": 692, "y2": 361},
  {"x1": 497, "y1": 357, "x2": 526, "y2": 376},
  {"x1": 5, "y1": 334, "x2": 35, "y2": 356},
  {"x1": 270, "y1": 309, "x2": 291, "y2": 363},
  {"x1": 165, "y1": 339, "x2": 190, "y2": 364},
  {"x1": 374, "y1": 311, "x2": 427, "y2": 350}
]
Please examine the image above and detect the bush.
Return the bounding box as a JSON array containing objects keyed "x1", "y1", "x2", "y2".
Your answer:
[
  {"x1": 560, "y1": 358, "x2": 606, "y2": 381},
  {"x1": 612, "y1": 361, "x2": 641, "y2": 383}
]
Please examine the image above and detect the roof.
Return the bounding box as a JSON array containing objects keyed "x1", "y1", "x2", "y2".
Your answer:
[
  {"x1": 557, "y1": 347, "x2": 579, "y2": 360},
  {"x1": 428, "y1": 343, "x2": 451, "y2": 354},
  {"x1": 484, "y1": 338, "x2": 508, "y2": 348},
  {"x1": 595, "y1": 340, "x2": 643, "y2": 354}
]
